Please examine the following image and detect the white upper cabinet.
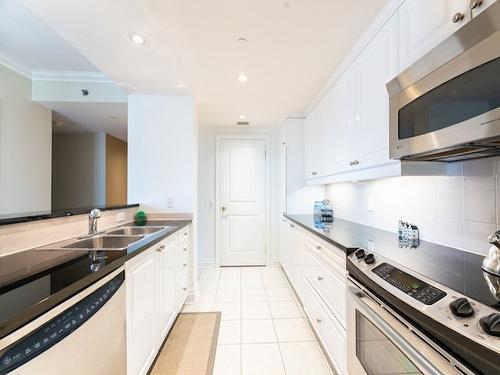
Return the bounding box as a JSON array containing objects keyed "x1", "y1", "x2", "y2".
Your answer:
[
  {"x1": 398, "y1": 0, "x2": 470, "y2": 72},
  {"x1": 355, "y1": 14, "x2": 399, "y2": 171},
  {"x1": 304, "y1": 104, "x2": 321, "y2": 178},
  {"x1": 472, "y1": 0, "x2": 497, "y2": 16}
]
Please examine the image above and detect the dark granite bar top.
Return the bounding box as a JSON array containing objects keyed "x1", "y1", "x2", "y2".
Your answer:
[
  {"x1": 0, "y1": 204, "x2": 140, "y2": 226},
  {"x1": 0, "y1": 219, "x2": 191, "y2": 339}
]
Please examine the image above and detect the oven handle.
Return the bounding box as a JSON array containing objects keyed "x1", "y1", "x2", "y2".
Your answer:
[{"x1": 348, "y1": 282, "x2": 445, "y2": 375}]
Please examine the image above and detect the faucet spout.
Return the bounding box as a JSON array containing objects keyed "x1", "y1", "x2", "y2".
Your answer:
[{"x1": 88, "y1": 208, "x2": 102, "y2": 235}]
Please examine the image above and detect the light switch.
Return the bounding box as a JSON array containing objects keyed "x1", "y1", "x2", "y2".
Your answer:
[{"x1": 167, "y1": 197, "x2": 175, "y2": 208}]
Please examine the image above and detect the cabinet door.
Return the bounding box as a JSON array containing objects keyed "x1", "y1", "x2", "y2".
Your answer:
[
  {"x1": 278, "y1": 123, "x2": 287, "y2": 215},
  {"x1": 157, "y1": 238, "x2": 177, "y2": 341},
  {"x1": 329, "y1": 65, "x2": 356, "y2": 174},
  {"x1": 127, "y1": 251, "x2": 157, "y2": 375},
  {"x1": 304, "y1": 107, "x2": 321, "y2": 178},
  {"x1": 355, "y1": 15, "x2": 399, "y2": 170},
  {"x1": 472, "y1": 0, "x2": 497, "y2": 16},
  {"x1": 398, "y1": 0, "x2": 470, "y2": 72}
]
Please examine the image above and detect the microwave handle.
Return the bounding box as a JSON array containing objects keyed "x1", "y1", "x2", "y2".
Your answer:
[{"x1": 348, "y1": 282, "x2": 445, "y2": 375}]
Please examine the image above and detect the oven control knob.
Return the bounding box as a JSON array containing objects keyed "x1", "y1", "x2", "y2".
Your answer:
[
  {"x1": 355, "y1": 249, "x2": 366, "y2": 259},
  {"x1": 364, "y1": 253, "x2": 375, "y2": 264},
  {"x1": 449, "y1": 298, "x2": 474, "y2": 317},
  {"x1": 480, "y1": 313, "x2": 500, "y2": 336}
]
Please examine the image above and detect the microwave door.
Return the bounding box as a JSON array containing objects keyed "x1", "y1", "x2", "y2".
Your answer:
[{"x1": 346, "y1": 281, "x2": 461, "y2": 375}]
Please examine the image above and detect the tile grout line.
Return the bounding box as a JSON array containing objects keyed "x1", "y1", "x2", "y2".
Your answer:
[{"x1": 262, "y1": 267, "x2": 289, "y2": 375}]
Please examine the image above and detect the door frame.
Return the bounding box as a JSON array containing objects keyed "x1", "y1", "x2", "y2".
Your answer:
[{"x1": 215, "y1": 133, "x2": 271, "y2": 267}]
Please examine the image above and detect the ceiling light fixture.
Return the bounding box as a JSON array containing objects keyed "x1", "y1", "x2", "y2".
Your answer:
[
  {"x1": 238, "y1": 73, "x2": 248, "y2": 82},
  {"x1": 237, "y1": 37, "x2": 248, "y2": 44},
  {"x1": 130, "y1": 33, "x2": 146, "y2": 45}
]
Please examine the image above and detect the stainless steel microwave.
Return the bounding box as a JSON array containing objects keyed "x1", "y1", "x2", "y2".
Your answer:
[{"x1": 387, "y1": 1, "x2": 500, "y2": 162}]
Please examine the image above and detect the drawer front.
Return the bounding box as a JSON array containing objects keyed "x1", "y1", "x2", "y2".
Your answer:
[
  {"x1": 303, "y1": 279, "x2": 346, "y2": 375},
  {"x1": 304, "y1": 248, "x2": 346, "y2": 326},
  {"x1": 305, "y1": 235, "x2": 345, "y2": 270},
  {"x1": 178, "y1": 252, "x2": 188, "y2": 271},
  {"x1": 177, "y1": 226, "x2": 190, "y2": 244}
]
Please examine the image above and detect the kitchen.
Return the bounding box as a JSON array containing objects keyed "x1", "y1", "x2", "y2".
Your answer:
[{"x1": 0, "y1": 0, "x2": 499, "y2": 374}]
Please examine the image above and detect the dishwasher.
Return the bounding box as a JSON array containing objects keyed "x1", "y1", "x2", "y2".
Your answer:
[{"x1": 0, "y1": 267, "x2": 126, "y2": 375}]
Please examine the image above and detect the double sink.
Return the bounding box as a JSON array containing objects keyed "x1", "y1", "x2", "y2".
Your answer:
[{"x1": 44, "y1": 224, "x2": 173, "y2": 252}]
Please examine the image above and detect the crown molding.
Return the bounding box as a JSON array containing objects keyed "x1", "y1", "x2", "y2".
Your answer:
[
  {"x1": 31, "y1": 70, "x2": 111, "y2": 83},
  {"x1": 0, "y1": 55, "x2": 32, "y2": 79}
]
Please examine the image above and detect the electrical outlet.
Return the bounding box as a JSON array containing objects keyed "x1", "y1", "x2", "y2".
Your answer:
[
  {"x1": 116, "y1": 212, "x2": 125, "y2": 222},
  {"x1": 367, "y1": 196, "x2": 375, "y2": 212},
  {"x1": 167, "y1": 197, "x2": 175, "y2": 208}
]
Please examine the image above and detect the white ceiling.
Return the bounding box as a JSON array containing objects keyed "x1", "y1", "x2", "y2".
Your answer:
[
  {"x1": 48, "y1": 102, "x2": 128, "y2": 141},
  {"x1": 22, "y1": 0, "x2": 389, "y2": 127},
  {"x1": 0, "y1": 0, "x2": 98, "y2": 74}
]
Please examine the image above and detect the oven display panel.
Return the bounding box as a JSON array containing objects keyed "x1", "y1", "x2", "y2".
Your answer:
[{"x1": 372, "y1": 263, "x2": 446, "y2": 305}]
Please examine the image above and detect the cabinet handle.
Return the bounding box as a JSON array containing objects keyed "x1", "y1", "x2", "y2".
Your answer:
[
  {"x1": 452, "y1": 12, "x2": 465, "y2": 23},
  {"x1": 316, "y1": 318, "x2": 322, "y2": 323},
  {"x1": 290, "y1": 224, "x2": 295, "y2": 228},
  {"x1": 183, "y1": 263, "x2": 187, "y2": 267},
  {"x1": 470, "y1": 0, "x2": 483, "y2": 9},
  {"x1": 183, "y1": 247, "x2": 188, "y2": 252},
  {"x1": 316, "y1": 246, "x2": 322, "y2": 250},
  {"x1": 156, "y1": 248, "x2": 162, "y2": 252},
  {"x1": 183, "y1": 287, "x2": 187, "y2": 291},
  {"x1": 311, "y1": 171, "x2": 318, "y2": 176},
  {"x1": 350, "y1": 160, "x2": 360, "y2": 166},
  {"x1": 184, "y1": 232, "x2": 188, "y2": 236},
  {"x1": 160, "y1": 245, "x2": 165, "y2": 250},
  {"x1": 317, "y1": 276, "x2": 323, "y2": 281}
]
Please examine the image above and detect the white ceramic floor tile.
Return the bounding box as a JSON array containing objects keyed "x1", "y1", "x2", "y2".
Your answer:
[
  {"x1": 242, "y1": 343, "x2": 285, "y2": 375},
  {"x1": 218, "y1": 278, "x2": 241, "y2": 290},
  {"x1": 218, "y1": 320, "x2": 242, "y2": 345},
  {"x1": 265, "y1": 287, "x2": 296, "y2": 301},
  {"x1": 216, "y1": 289, "x2": 242, "y2": 303},
  {"x1": 260, "y1": 267, "x2": 285, "y2": 279},
  {"x1": 213, "y1": 302, "x2": 241, "y2": 320},
  {"x1": 181, "y1": 303, "x2": 213, "y2": 313},
  {"x1": 241, "y1": 278, "x2": 264, "y2": 289},
  {"x1": 241, "y1": 267, "x2": 263, "y2": 279},
  {"x1": 198, "y1": 279, "x2": 219, "y2": 291},
  {"x1": 242, "y1": 319, "x2": 277, "y2": 344},
  {"x1": 280, "y1": 342, "x2": 332, "y2": 375},
  {"x1": 269, "y1": 301, "x2": 303, "y2": 319},
  {"x1": 274, "y1": 318, "x2": 315, "y2": 342},
  {"x1": 220, "y1": 267, "x2": 241, "y2": 279},
  {"x1": 242, "y1": 288, "x2": 268, "y2": 302},
  {"x1": 213, "y1": 344, "x2": 241, "y2": 375},
  {"x1": 242, "y1": 302, "x2": 272, "y2": 320},
  {"x1": 263, "y1": 277, "x2": 290, "y2": 289}
]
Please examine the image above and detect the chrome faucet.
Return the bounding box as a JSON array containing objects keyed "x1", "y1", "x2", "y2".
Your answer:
[{"x1": 88, "y1": 208, "x2": 102, "y2": 235}]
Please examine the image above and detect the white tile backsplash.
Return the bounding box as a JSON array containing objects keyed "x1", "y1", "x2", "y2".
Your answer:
[{"x1": 326, "y1": 157, "x2": 500, "y2": 255}]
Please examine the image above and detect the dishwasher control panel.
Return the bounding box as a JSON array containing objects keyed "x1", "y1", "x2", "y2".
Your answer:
[{"x1": 0, "y1": 272, "x2": 124, "y2": 375}]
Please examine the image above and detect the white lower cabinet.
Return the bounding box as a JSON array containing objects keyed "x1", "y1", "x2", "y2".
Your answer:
[
  {"x1": 280, "y1": 219, "x2": 347, "y2": 375},
  {"x1": 126, "y1": 225, "x2": 191, "y2": 375}
]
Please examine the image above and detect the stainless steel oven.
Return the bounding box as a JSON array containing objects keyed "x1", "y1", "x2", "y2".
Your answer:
[
  {"x1": 346, "y1": 248, "x2": 500, "y2": 375},
  {"x1": 347, "y1": 278, "x2": 458, "y2": 375},
  {"x1": 387, "y1": 1, "x2": 500, "y2": 162}
]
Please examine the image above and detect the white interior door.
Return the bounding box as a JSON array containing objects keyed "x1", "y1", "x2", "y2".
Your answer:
[{"x1": 218, "y1": 138, "x2": 267, "y2": 266}]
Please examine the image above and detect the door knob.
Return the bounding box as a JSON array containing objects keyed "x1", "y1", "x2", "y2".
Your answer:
[
  {"x1": 220, "y1": 206, "x2": 227, "y2": 214},
  {"x1": 452, "y1": 12, "x2": 465, "y2": 23}
]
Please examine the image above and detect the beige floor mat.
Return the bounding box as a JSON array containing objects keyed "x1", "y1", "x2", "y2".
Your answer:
[{"x1": 149, "y1": 312, "x2": 221, "y2": 375}]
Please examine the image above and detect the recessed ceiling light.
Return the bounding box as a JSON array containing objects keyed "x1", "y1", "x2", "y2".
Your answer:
[
  {"x1": 239, "y1": 114, "x2": 246, "y2": 120},
  {"x1": 238, "y1": 73, "x2": 248, "y2": 82},
  {"x1": 130, "y1": 33, "x2": 146, "y2": 45},
  {"x1": 237, "y1": 37, "x2": 248, "y2": 44}
]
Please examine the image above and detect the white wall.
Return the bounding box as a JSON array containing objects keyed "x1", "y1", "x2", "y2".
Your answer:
[
  {"x1": 52, "y1": 132, "x2": 106, "y2": 210},
  {"x1": 128, "y1": 94, "x2": 196, "y2": 213},
  {"x1": 0, "y1": 63, "x2": 52, "y2": 218},
  {"x1": 198, "y1": 126, "x2": 280, "y2": 266},
  {"x1": 326, "y1": 157, "x2": 500, "y2": 256}
]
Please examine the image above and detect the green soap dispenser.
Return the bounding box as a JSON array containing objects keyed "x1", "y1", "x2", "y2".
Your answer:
[{"x1": 135, "y1": 210, "x2": 147, "y2": 226}]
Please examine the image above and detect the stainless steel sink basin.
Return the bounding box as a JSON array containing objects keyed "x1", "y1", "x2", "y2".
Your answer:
[
  {"x1": 62, "y1": 235, "x2": 144, "y2": 250},
  {"x1": 107, "y1": 226, "x2": 169, "y2": 236}
]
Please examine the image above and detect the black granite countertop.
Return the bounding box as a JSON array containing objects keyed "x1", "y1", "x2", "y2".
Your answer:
[
  {"x1": 0, "y1": 219, "x2": 191, "y2": 339},
  {"x1": 285, "y1": 214, "x2": 499, "y2": 311}
]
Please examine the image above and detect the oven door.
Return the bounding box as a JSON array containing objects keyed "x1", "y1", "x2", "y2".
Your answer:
[{"x1": 347, "y1": 278, "x2": 458, "y2": 375}]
